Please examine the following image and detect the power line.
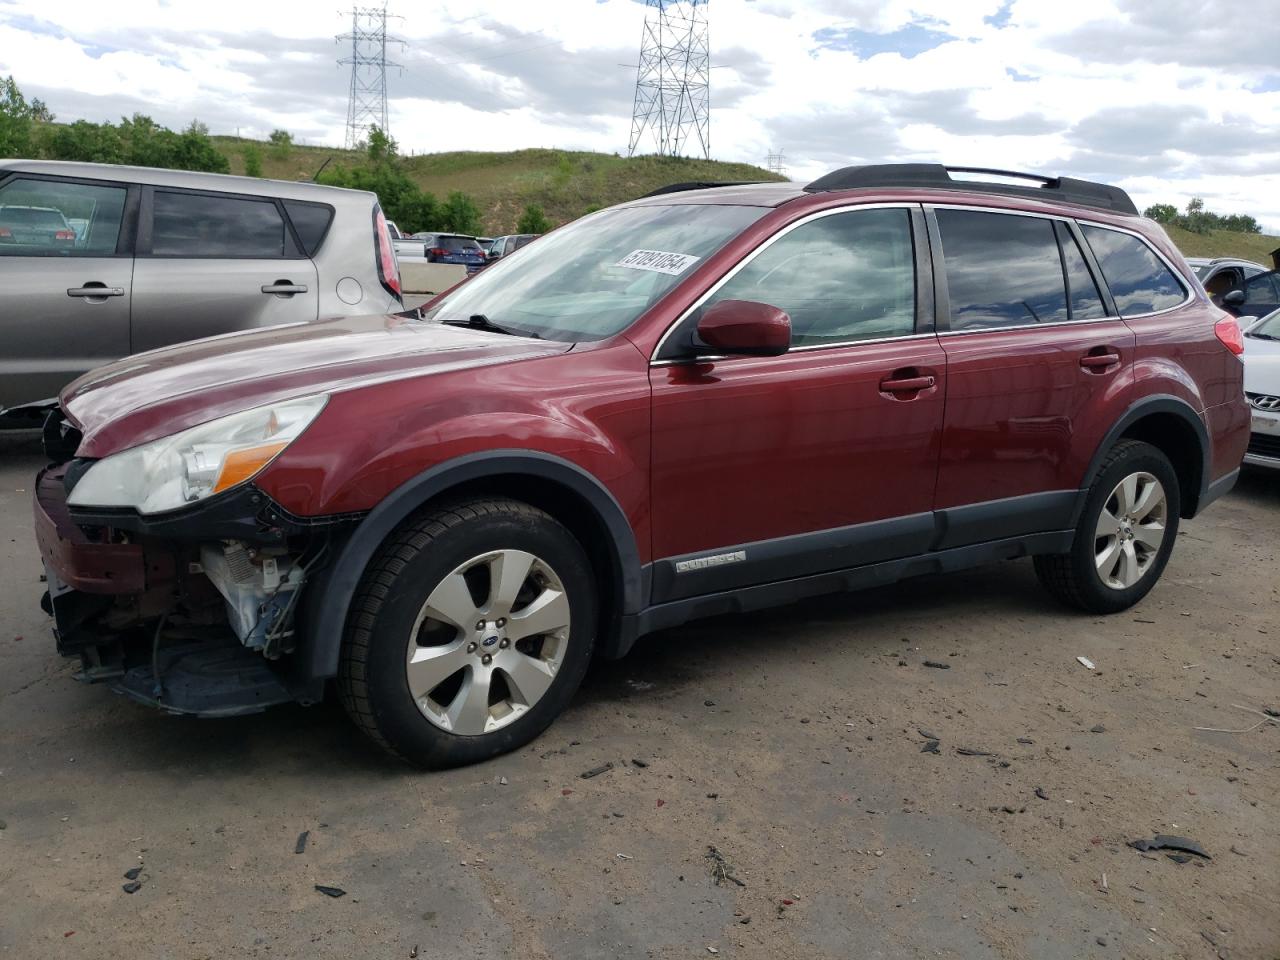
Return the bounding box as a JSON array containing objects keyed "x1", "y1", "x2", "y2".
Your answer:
[
  {"x1": 628, "y1": 0, "x2": 711, "y2": 160},
  {"x1": 337, "y1": 5, "x2": 406, "y2": 149}
]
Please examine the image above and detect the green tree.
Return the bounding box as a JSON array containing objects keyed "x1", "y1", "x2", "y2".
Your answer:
[
  {"x1": 1143, "y1": 203, "x2": 1177, "y2": 224},
  {"x1": 268, "y1": 128, "x2": 292, "y2": 159},
  {"x1": 242, "y1": 143, "x2": 263, "y2": 177},
  {"x1": 439, "y1": 190, "x2": 482, "y2": 234},
  {"x1": 366, "y1": 125, "x2": 397, "y2": 164},
  {"x1": 516, "y1": 203, "x2": 552, "y2": 234},
  {"x1": 0, "y1": 75, "x2": 35, "y2": 157}
]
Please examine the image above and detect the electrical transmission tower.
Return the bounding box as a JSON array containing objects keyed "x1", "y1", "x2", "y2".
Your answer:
[
  {"x1": 766, "y1": 149, "x2": 787, "y2": 178},
  {"x1": 628, "y1": 0, "x2": 711, "y2": 159},
  {"x1": 337, "y1": 5, "x2": 406, "y2": 150}
]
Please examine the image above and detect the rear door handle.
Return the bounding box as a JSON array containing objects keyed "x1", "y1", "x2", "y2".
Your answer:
[
  {"x1": 1080, "y1": 352, "x2": 1121, "y2": 371},
  {"x1": 880, "y1": 375, "x2": 936, "y2": 392},
  {"x1": 67, "y1": 284, "x2": 124, "y2": 298},
  {"x1": 261, "y1": 282, "x2": 308, "y2": 295}
]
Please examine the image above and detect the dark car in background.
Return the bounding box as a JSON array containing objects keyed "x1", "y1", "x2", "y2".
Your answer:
[
  {"x1": 1221, "y1": 267, "x2": 1280, "y2": 322},
  {"x1": 487, "y1": 233, "x2": 540, "y2": 260},
  {"x1": 1186, "y1": 257, "x2": 1269, "y2": 303},
  {"x1": 0, "y1": 204, "x2": 78, "y2": 248},
  {"x1": 410, "y1": 232, "x2": 488, "y2": 273}
]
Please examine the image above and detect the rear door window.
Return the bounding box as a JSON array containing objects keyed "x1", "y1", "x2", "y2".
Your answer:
[
  {"x1": 1080, "y1": 225, "x2": 1186, "y2": 315},
  {"x1": 936, "y1": 210, "x2": 1070, "y2": 329},
  {"x1": 150, "y1": 191, "x2": 290, "y2": 258},
  {"x1": 0, "y1": 177, "x2": 127, "y2": 257}
]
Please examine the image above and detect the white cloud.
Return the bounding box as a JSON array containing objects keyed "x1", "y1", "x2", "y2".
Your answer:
[{"x1": 1, "y1": 0, "x2": 1278, "y2": 229}]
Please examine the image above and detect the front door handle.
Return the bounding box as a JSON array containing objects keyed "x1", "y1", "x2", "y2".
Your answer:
[
  {"x1": 1080, "y1": 351, "x2": 1121, "y2": 371},
  {"x1": 880, "y1": 375, "x2": 936, "y2": 393},
  {"x1": 67, "y1": 284, "x2": 125, "y2": 298},
  {"x1": 261, "y1": 282, "x2": 308, "y2": 296}
]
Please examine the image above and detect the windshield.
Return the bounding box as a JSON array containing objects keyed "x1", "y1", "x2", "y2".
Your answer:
[
  {"x1": 422, "y1": 203, "x2": 765, "y2": 341},
  {"x1": 1249, "y1": 308, "x2": 1280, "y2": 338}
]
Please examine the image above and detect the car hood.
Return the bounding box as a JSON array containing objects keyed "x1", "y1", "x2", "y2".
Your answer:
[
  {"x1": 63, "y1": 314, "x2": 571, "y2": 457},
  {"x1": 1243, "y1": 334, "x2": 1280, "y2": 396}
]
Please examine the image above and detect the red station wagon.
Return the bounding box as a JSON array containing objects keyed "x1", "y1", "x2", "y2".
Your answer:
[{"x1": 33, "y1": 164, "x2": 1250, "y2": 767}]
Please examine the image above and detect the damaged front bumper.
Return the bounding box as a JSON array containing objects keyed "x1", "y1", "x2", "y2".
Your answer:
[{"x1": 34, "y1": 460, "x2": 354, "y2": 717}]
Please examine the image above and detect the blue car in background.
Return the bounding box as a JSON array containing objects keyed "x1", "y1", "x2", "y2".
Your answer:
[{"x1": 410, "y1": 232, "x2": 489, "y2": 273}]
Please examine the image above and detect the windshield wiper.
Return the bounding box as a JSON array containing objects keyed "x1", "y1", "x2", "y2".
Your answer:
[{"x1": 440, "y1": 314, "x2": 540, "y2": 338}]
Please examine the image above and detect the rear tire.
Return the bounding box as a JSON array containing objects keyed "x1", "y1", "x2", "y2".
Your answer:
[
  {"x1": 338, "y1": 498, "x2": 597, "y2": 768},
  {"x1": 1034, "y1": 440, "x2": 1180, "y2": 614}
]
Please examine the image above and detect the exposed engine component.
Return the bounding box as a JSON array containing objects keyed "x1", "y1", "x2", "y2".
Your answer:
[{"x1": 199, "y1": 542, "x2": 305, "y2": 657}]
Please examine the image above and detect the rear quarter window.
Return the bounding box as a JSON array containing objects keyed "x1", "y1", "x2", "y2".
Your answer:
[
  {"x1": 1081, "y1": 225, "x2": 1186, "y2": 315},
  {"x1": 283, "y1": 200, "x2": 335, "y2": 257}
]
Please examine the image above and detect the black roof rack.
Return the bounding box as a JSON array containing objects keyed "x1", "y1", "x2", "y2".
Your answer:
[
  {"x1": 804, "y1": 164, "x2": 1138, "y2": 215},
  {"x1": 640, "y1": 180, "x2": 770, "y2": 198}
]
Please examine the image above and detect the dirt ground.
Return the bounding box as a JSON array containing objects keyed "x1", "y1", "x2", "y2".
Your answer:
[{"x1": 1, "y1": 429, "x2": 1277, "y2": 960}]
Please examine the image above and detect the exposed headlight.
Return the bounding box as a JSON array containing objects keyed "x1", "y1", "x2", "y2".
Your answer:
[{"x1": 67, "y1": 395, "x2": 328, "y2": 515}]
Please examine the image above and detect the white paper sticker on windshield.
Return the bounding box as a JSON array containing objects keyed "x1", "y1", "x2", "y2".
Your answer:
[{"x1": 615, "y1": 249, "x2": 701, "y2": 275}]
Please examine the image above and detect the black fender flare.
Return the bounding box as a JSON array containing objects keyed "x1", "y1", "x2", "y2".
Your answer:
[
  {"x1": 296, "y1": 450, "x2": 644, "y2": 683},
  {"x1": 1070, "y1": 394, "x2": 1210, "y2": 526}
]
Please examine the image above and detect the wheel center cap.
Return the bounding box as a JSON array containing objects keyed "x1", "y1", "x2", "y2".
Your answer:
[{"x1": 481, "y1": 634, "x2": 500, "y2": 649}]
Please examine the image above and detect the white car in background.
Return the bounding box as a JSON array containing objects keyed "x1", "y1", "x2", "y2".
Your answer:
[{"x1": 1242, "y1": 308, "x2": 1280, "y2": 469}]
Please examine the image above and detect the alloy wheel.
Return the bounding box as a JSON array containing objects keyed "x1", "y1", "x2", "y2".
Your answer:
[
  {"x1": 405, "y1": 549, "x2": 571, "y2": 735},
  {"x1": 1094, "y1": 471, "x2": 1167, "y2": 590}
]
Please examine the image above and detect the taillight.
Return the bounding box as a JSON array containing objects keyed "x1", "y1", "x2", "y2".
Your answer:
[
  {"x1": 0, "y1": 227, "x2": 11, "y2": 240},
  {"x1": 429, "y1": 247, "x2": 448, "y2": 257},
  {"x1": 54, "y1": 229, "x2": 75, "y2": 241},
  {"x1": 372, "y1": 206, "x2": 401, "y2": 300},
  {"x1": 1214, "y1": 314, "x2": 1244, "y2": 356}
]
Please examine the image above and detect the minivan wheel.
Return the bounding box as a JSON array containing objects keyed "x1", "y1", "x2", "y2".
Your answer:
[
  {"x1": 338, "y1": 498, "x2": 597, "y2": 768},
  {"x1": 1034, "y1": 440, "x2": 1181, "y2": 614}
]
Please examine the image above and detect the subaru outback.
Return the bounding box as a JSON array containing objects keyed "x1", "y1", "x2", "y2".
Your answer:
[{"x1": 32, "y1": 164, "x2": 1249, "y2": 768}]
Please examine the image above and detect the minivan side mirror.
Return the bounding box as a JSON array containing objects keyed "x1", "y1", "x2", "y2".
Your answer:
[
  {"x1": 1223, "y1": 289, "x2": 1246, "y2": 306},
  {"x1": 693, "y1": 299, "x2": 791, "y2": 357}
]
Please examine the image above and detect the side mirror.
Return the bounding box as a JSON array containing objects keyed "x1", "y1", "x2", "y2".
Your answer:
[
  {"x1": 1223, "y1": 289, "x2": 1246, "y2": 306},
  {"x1": 693, "y1": 299, "x2": 791, "y2": 357}
]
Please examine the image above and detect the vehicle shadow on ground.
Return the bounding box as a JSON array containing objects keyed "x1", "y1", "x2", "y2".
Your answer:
[
  {"x1": 1232, "y1": 466, "x2": 1279, "y2": 506},
  {"x1": 582, "y1": 557, "x2": 1057, "y2": 704}
]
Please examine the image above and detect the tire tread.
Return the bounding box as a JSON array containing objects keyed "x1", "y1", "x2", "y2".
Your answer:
[{"x1": 337, "y1": 498, "x2": 551, "y2": 763}]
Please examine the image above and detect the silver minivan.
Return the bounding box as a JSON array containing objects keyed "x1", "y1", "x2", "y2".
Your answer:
[{"x1": 0, "y1": 160, "x2": 403, "y2": 413}]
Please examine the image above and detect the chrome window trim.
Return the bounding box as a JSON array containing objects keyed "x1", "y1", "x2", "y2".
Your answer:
[
  {"x1": 926, "y1": 203, "x2": 1196, "y2": 325},
  {"x1": 649, "y1": 331, "x2": 939, "y2": 366},
  {"x1": 649, "y1": 201, "x2": 921, "y2": 363},
  {"x1": 934, "y1": 316, "x2": 1128, "y2": 338},
  {"x1": 926, "y1": 202, "x2": 1120, "y2": 330}
]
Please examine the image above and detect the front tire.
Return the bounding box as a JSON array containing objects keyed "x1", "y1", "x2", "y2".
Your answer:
[
  {"x1": 338, "y1": 498, "x2": 597, "y2": 768},
  {"x1": 1034, "y1": 440, "x2": 1180, "y2": 614}
]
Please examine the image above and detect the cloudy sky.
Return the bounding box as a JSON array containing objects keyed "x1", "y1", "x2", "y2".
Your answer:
[{"x1": 2, "y1": 0, "x2": 1279, "y2": 230}]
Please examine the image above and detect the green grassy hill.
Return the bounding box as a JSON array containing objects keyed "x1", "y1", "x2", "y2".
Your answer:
[
  {"x1": 211, "y1": 137, "x2": 784, "y2": 234},
  {"x1": 1162, "y1": 223, "x2": 1278, "y2": 266},
  {"x1": 211, "y1": 136, "x2": 1279, "y2": 257}
]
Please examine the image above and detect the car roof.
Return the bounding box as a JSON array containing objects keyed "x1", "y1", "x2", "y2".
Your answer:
[
  {"x1": 626, "y1": 164, "x2": 1141, "y2": 219},
  {"x1": 0, "y1": 159, "x2": 377, "y2": 204}
]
